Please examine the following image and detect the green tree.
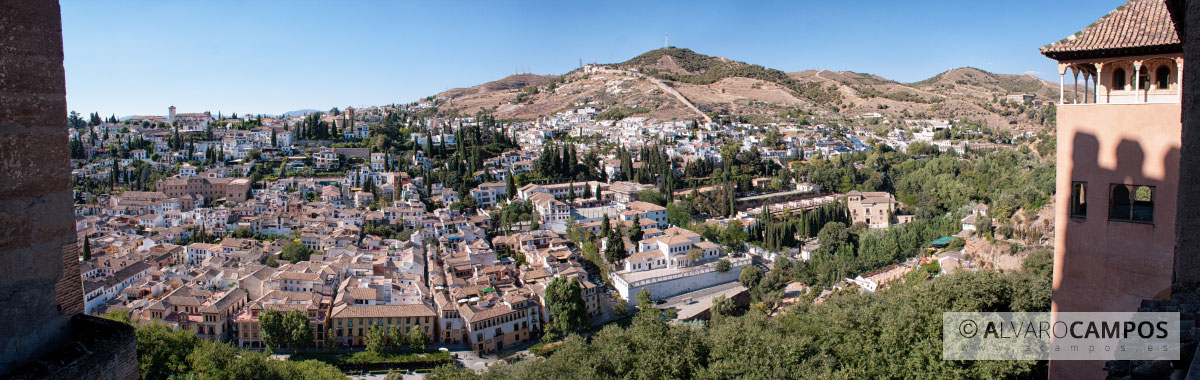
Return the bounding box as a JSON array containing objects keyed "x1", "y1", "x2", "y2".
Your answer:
[
  {"x1": 258, "y1": 309, "x2": 287, "y2": 352},
  {"x1": 629, "y1": 215, "x2": 644, "y2": 242},
  {"x1": 407, "y1": 325, "x2": 429, "y2": 351},
  {"x1": 946, "y1": 237, "x2": 966, "y2": 251},
  {"x1": 722, "y1": 220, "x2": 748, "y2": 250},
  {"x1": 667, "y1": 203, "x2": 694, "y2": 228},
  {"x1": 137, "y1": 323, "x2": 200, "y2": 380},
  {"x1": 81, "y1": 238, "x2": 92, "y2": 261},
  {"x1": 546, "y1": 276, "x2": 590, "y2": 335},
  {"x1": 711, "y1": 295, "x2": 736, "y2": 318},
  {"x1": 100, "y1": 308, "x2": 132, "y2": 324},
  {"x1": 637, "y1": 190, "x2": 666, "y2": 206},
  {"x1": 604, "y1": 233, "x2": 627, "y2": 263},
  {"x1": 739, "y1": 265, "x2": 763, "y2": 289},
  {"x1": 600, "y1": 214, "x2": 612, "y2": 237},
  {"x1": 280, "y1": 241, "x2": 314, "y2": 263},
  {"x1": 231, "y1": 226, "x2": 254, "y2": 239},
  {"x1": 426, "y1": 256, "x2": 1050, "y2": 380},
  {"x1": 716, "y1": 258, "x2": 731, "y2": 272},
  {"x1": 366, "y1": 325, "x2": 387, "y2": 353},
  {"x1": 636, "y1": 288, "x2": 653, "y2": 311},
  {"x1": 506, "y1": 172, "x2": 517, "y2": 200},
  {"x1": 388, "y1": 326, "x2": 406, "y2": 351},
  {"x1": 283, "y1": 310, "x2": 313, "y2": 350},
  {"x1": 614, "y1": 297, "x2": 630, "y2": 319}
]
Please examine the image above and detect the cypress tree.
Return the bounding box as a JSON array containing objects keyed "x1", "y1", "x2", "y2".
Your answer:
[
  {"x1": 506, "y1": 172, "x2": 516, "y2": 200},
  {"x1": 82, "y1": 238, "x2": 91, "y2": 261}
]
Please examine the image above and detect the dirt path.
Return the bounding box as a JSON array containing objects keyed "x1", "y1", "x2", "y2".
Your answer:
[{"x1": 602, "y1": 68, "x2": 711, "y2": 123}]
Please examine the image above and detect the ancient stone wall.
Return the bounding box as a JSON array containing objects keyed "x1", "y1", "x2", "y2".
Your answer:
[{"x1": 0, "y1": 0, "x2": 84, "y2": 373}]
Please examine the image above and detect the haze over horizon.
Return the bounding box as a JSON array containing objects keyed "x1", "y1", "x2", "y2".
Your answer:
[{"x1": 62, "y1": 0, "x2": 1124, "y2": 117}]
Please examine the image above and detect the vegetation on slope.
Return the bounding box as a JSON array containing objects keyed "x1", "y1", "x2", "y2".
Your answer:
[
  {"x1": 95, "y1": 313, "x2": 346, "y2": 380},
  {"x1": 618, "y1": 47, "x2": 844, "y2": 106},
  {"x1": 429, "y1": 251, "x2": 1052, "y2": 380}
]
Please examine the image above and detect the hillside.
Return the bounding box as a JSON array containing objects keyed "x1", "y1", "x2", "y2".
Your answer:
[{"x1": 431, "y1": 48, "x2": 1059, "y2": 132}]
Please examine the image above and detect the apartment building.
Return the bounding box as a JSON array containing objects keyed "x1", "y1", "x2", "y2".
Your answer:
[
  {"x1": 157, "y1": 177, "x2": 252, "y2": 205},
  {"x1": 233, "y1": 290, "x2": 328, "y2": 349}
]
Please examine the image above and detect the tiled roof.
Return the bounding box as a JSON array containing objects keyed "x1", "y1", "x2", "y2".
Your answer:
[
  {"x1": 330, "y1": 303, "x2": 436, "y2": 319},
  {"x1": 1041, "y1": 0, "x2": 1181, "y2": 59}
]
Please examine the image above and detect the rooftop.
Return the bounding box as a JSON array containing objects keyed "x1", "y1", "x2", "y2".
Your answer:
[{"x1": 1040, "y1": 0, "x2": 1181, "y2": 60}]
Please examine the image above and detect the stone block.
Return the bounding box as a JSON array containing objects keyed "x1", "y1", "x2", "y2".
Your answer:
[
  {"x1": 0, "y1": 93, "x2": 67, "y2": 132},
  {"x1": 0, "y1": 206, "x2": 31, "y2": 252},
  {"x1": 0, "y1": 55, "x2": 66, "y2": 96},
  {"x1": 0, "y1": 315, "x2": 138, "y2": 380},
  {"x1": 0, "y1": 2, "x2": 64, "y2": 58},
  {"x1": 0, "y1": 130, "x2": 71, "y2": 200},
  {"x1": 54, "y1": 244, "x2": 81, "y2": 316}
]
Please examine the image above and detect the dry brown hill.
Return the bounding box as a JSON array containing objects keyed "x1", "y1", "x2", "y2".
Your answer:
[{"x1": 432, "y1": 48, "x2": 1059, "y2": 133}]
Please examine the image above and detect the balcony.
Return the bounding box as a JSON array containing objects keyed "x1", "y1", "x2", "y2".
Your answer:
[{"x1": 1057, "y1": 56, "x2": 1183, "y2": 106}]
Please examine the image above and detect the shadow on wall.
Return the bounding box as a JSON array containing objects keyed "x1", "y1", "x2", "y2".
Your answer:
[
  {"x1": 1052, "y1": 131, "x2": 1180, "y2": 378},
  {"x1": 1056, "y1": 131, "x2": 1180, "y2": 310}
]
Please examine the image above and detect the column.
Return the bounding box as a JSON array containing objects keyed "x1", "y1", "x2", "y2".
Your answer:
[
  {"x1": 1094, "y1": 63, "x2": 1103, "y2": 104},
  {"x1": 1134, "y1": 61, "x2": 1142, "y2": 103},
  {"x1": 1179, "y1": 59, "x2": 1185, "y2": 104},
  {"x1": 1059, "y1": 64, "x2": 1066, "y2": 104}
]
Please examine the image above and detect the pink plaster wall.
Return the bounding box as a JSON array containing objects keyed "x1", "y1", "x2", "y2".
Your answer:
[{"x1": 1051, "y1": 103, "x2": 1181, "y2": 379}]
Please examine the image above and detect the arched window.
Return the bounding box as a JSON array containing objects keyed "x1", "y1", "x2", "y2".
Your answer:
[
  {"x1": 1110, "y1": 184, "x2": 1131, "y2": 221},
  {"x1": 1112, "y1": 68, "x2": 1127, "y2": 90},
  {"x1": 1156, "y1": 66, "x2": 1171, "y2": 89}
]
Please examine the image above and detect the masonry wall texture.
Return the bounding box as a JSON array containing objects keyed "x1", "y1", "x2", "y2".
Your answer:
[
  {"x1": 1173, "y1": 0, "x2": 1200, "y2": 291},
  {"x1": 0, "y1": 0, "x2": 101, "y2": 375},
  {"x1": 0, "y1": 315, "x2": 139, "y2": 380}
]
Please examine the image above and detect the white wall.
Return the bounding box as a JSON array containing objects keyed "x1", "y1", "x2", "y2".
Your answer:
[{"x1": 612, "y1": 260, "x2": 747, "y2": 301}]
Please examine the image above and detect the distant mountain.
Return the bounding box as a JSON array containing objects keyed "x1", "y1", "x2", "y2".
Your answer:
[
  {"x1": 281, "y1": 109, "x2": 321, "y2": 117},
  {"x1": 431, "y1": 48, "x2": 1059, "y2": 133}
]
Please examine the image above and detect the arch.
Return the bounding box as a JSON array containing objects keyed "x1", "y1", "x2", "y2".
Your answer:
[
  {"x1": 1156, "y1": 66, "x2": 1171, "y2": 90},
  {"x1": 1112, "y1": 68, "x2": 1127, "y2": 90},
  {"x1": 1110, "y1": 184, "x2": 1131, "y2": 221}
]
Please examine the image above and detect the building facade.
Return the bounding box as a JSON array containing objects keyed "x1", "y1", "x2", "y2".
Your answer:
[{"x1": 1041, "y1": 0, "x2": 1183, "y2": 378}]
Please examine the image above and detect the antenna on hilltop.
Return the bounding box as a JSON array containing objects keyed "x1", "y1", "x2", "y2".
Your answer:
[{"x1": 664, "y1": 33, "x2": 669, "y2": 48}]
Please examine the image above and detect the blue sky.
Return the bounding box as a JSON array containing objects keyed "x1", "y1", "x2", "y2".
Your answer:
[{"x1": 62, "y1": 0, "x2": 1126, "y2": 117}]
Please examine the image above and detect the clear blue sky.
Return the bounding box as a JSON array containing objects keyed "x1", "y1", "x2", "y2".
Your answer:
[{"x1": 62, "y1": 0, "x2": 1126, "y2": 117}]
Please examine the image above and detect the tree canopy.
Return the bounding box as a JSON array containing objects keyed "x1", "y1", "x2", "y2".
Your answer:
[
  {"x1": 545, "y1": 276, "x2": 590, "y2": 336},
  {"x1": 430, "y1": 254, "x2": 1051, "y2": 380}
]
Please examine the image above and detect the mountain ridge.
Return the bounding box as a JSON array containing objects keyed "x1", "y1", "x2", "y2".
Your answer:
[{"x1": 431, "y1": 48, "x2": 1060, "y2": 132}]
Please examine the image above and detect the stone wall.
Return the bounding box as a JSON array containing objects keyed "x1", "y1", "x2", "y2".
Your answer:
[
  {"x1": 614, "y1": 262, "x2": 747, "y2": 301},
  {"x1": 1172, "y1": 0, "x2": 1200, "y2": 291},
  {"x1": 1, "y1": 315, "x2": 139, "y2": 380},
  {"x1": 0, "y1": 0, "x2": 93, "y2": 374}
]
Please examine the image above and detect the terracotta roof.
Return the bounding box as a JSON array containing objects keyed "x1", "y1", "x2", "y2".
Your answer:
[
  {"x1": 1040, "y1": 0, "x2": 1181, "y2": 60},
  {"x1": 330, "y1": 303, "x2": 436, "y2": 319}
]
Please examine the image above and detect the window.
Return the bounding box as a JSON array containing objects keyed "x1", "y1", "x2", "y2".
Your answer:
[
  {"x1": 1109, "y1": 184, "x2": 1153, "y2": 223},
  {"x1": 1113, "y1": 68, "x2": 1127, "y2": 90},
  {"x1": 1156, "y1": 66, "x2": 1171, "y2": 89},
  {"x1": 1070, "y1": 182, "x2": 1087, "y2": 218}
]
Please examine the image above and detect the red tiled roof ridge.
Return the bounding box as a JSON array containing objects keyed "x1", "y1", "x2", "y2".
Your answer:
[{"x1": 1040, "y1": 0, "x2": 1181, "y2": 59}]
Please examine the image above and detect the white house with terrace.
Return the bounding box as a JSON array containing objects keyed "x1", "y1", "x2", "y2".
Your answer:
[{"x1": 610, "y1": 227, "x2": 747, "y2": 302}]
